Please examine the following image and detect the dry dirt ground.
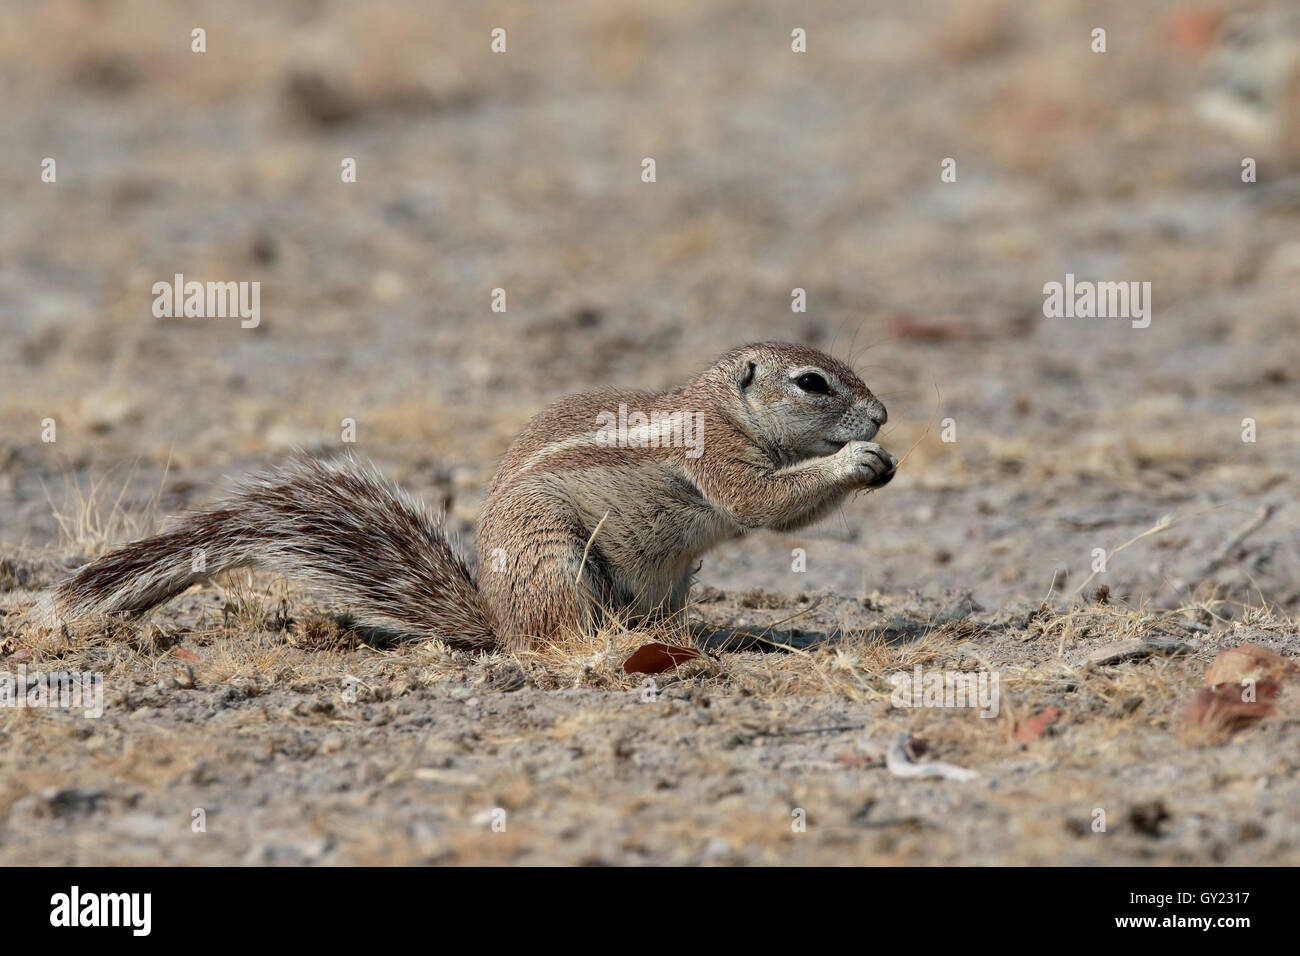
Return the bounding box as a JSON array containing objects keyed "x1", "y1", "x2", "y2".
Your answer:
[{"x1": 1, "y1": 0, "x2": 1298, "y2": 865}]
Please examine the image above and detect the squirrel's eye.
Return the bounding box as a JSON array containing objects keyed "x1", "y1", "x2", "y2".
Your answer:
[{"x1": 795, "y1": 372, "x2": 830, "y2": 394}]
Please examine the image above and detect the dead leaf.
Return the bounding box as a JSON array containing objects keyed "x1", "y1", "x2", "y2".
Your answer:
[
  {"x1": 1204, "y1": 643, "x2": 1296, "y2": 687},
  {"x1": 1015, "y1": 706, "x2": 1061, "y2": 744},
  {"x1": 835, "y1": 752, "x2": 877, "y2": 769},
  {"x1": 1184, "y1": 681, "x2": 1282, "y2": 732},
  {"x1": 5, "y1": 649, "x2": 32, "y2": 663},
  {"x1": 172, "y1": 648, "x2": 200, "y2": 663},
  {"x1": 890, "y1": 313, "x2": 977, "y2": 342},
  {"x1": 1163, "y1": 6, "x2": 1221, "y2": 55},
  {"x1": 623, "y1": 642, "x2": 704, "y2": 675}
]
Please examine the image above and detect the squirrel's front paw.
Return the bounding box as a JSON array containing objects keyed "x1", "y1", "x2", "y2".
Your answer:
[{"x1": 837, "y1": 440, "x2": 897, "y2": 489}]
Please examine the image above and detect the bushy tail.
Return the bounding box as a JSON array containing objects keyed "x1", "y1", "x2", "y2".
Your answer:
[{"x1": 37, "y1": 457, "x2": 498, "y2": 650}]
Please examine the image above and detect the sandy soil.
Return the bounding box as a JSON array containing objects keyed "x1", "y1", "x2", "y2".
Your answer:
[{"x1": 1, "y1": 0, "x2": 1298, "y2": 865}]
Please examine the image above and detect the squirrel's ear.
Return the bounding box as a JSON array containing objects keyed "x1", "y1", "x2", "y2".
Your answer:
[{"x1": 738, "y1": 361, "x2": 756, "y2": 391}]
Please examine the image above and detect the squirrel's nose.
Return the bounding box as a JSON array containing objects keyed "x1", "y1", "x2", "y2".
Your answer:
[{"x1": 867, "y1": 400, "x2": 887, "y2": 428}]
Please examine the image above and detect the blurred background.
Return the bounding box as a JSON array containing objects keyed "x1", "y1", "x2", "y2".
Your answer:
[{"x1": 1, "y1": 0, "x2": 1297, "y2": 614}]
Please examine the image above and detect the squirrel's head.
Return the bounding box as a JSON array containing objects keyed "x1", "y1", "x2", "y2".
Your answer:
[{"x1": 707, "y1": 342, "x2": 888, "y2": 464}]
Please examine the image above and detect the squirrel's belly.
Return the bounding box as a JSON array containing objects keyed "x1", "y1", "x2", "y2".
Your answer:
[{"x1": 566, "y1": 463, "x2": 733, "y2": 615}]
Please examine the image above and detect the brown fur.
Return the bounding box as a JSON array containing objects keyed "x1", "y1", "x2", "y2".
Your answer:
[{"x1": 40, "y1": 343, "x2": 896, "y2": 650}]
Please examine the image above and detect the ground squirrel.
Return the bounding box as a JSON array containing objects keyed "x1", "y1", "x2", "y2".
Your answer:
[{"x1": 40, "y1": 342, "x2": 896, "y2": 650}]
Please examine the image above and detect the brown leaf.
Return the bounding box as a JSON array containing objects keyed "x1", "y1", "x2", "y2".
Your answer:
[
  {"x1": 1014, "y1": 706, "x2": 1061, "y2": 745},
  {"x1": 5, "y1": 649, "x2": 32, "y2": 663},
  {"x1": 889, "y1": 313, "x2": 977, "y2": 342},
  {"x1": 835, "y1": 752, "x2": 877, "y2": 769},
  {"x1": 623, "y1": 642, "x2": 704, "y2": 675},
  {"x1": 1184, "y1": 681, "x2": 1282, "y2": 732},
  {"x1": 1163, "y1": 6, "x2": 1221, "y2": 55},
  {"x1": 172, "y1": 647, "x2": 200, "y2": 663},
  {"x1": 1204, "y1": 644, "x2": 1296, "y2": 688}
]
